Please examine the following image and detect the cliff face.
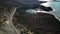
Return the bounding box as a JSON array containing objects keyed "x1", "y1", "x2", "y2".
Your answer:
[{"x1": 13, "y1": 10, "x2": 60, "y2": 34}]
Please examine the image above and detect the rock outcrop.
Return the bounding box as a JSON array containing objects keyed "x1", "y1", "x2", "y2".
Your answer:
[{"x1": 13, "y1": 11, "x2": 60, "y2": 34}]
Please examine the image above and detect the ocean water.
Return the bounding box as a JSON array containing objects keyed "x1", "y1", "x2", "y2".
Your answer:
[
  {"x1": 26, "y1": 2, "x2": 60, "y2": 21},
  {"x1": 49, "y1": 2, "x2": 60, "y2": 21}
]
